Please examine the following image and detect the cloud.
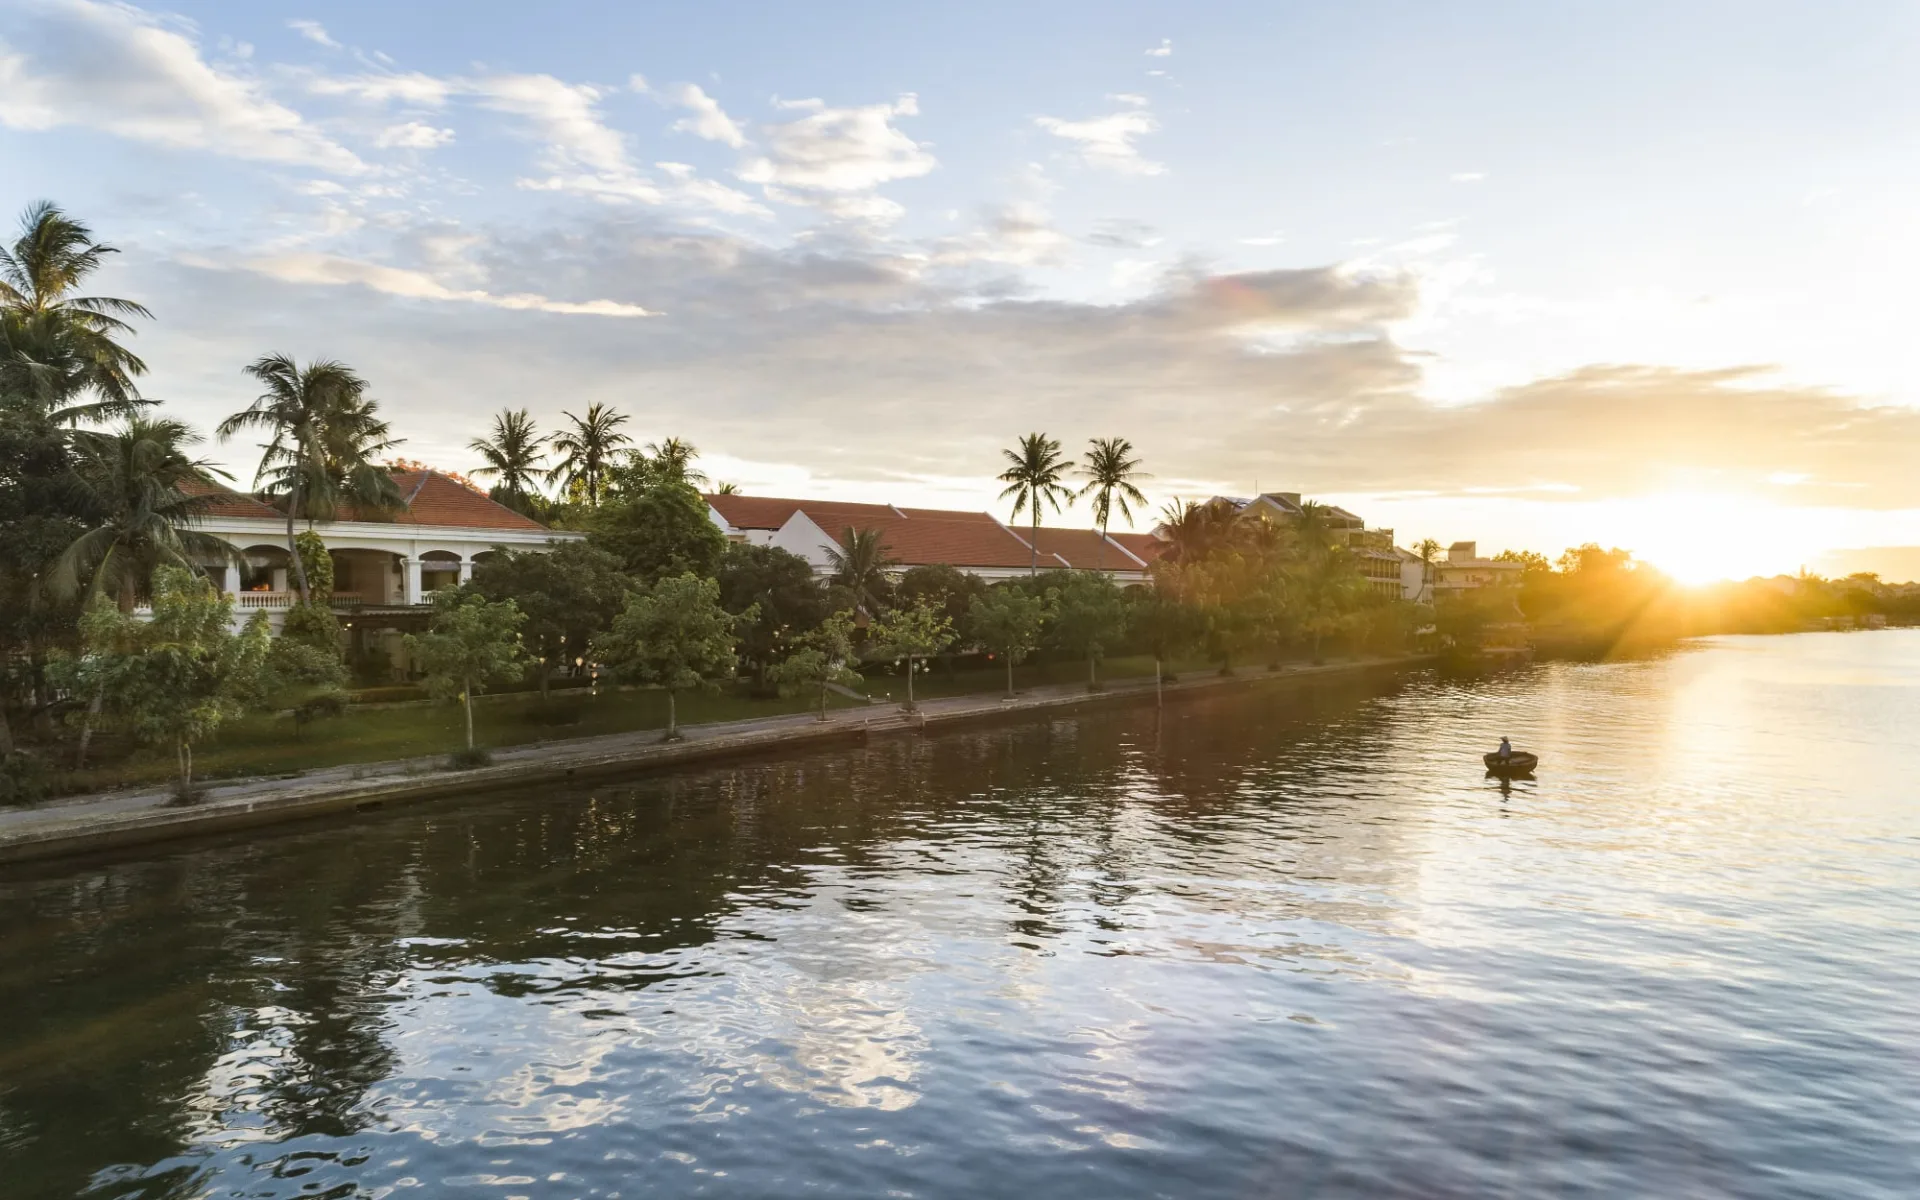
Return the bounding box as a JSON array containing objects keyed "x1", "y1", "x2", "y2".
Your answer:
[
  {"x1": 374, "y1": 120, "x2": 452, "y2": 149},
  {"x1": 469, "y1": 72, "x2": 627, "y2": 174},
  {"x1": 207, "y1": 251, "x2": 657, "y2": 316},
  {"x1": 930, "y1": 203, "x2": 1069, "y2": 267},
  {"x1": 739, "y1": 94, "x2": 934, "y2": 220},
  {"x1": 1086, "y1": 218, "x2": 1161, "y2": 249},
  {"x1": 666, "y1": 82, "x2": 744, "y2": 148},
  {"x1": 1146, "y1": 39, "x2": 1172, "y2": 57},
  {"x1": 0, "y1": 0, "x2": 364, "y2": 172},
  {"x1": 131, "y1": 210, "x2": 1920, "y2": 516},
  {"x1": 1450, "y1": 171, "x2": 1486, "y2": 183},
  {"x1": 286, "y1": 18, "x2": 337, "y2": 49},
  {"x1": 307, "y1": 70, "x2": 452, "y2": 107},
  {"x1": 1034, "y1": 107, "x2": 1163, "y2": 175}
]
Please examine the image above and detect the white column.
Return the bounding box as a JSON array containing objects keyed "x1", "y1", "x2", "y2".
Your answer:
[
  {"x1": 403, "y1": 558, "x2": 423, "y2": 605},
  {"x1": 271, "y1": 567, "x2": 288, "y2": 592},
  {"x1": 458, "y1": 557, "x2": 474, "y2": 584},
  {"x1": 223, "y1": 562, "x2": 242, "y2": 594}
]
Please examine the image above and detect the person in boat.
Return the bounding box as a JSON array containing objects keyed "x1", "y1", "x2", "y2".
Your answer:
[{"x1": 1497, "y1": 736, "x2": 1513, "y2": 762}]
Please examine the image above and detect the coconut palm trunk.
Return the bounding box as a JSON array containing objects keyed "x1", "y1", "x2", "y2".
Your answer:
[
  {"x1": 665, "y1": 689, "x2": 679, "y2": 740},
  {"x1": 285, "y1": 488, "x2": 311, "y2": 605},
  {"x1": 73, "y1": 688, "x2": 104, "y2": 768},
  {"x1": 1005, "y1": 649, "x2": 1015, "y2": 698},
  {"x1": 462, "y1": 675, "x2": 475, "y2": 749}
]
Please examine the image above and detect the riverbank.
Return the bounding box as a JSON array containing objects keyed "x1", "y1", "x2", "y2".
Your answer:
[{"x1": 0, "y1": 655, "x2": 1425, "y2": 867}]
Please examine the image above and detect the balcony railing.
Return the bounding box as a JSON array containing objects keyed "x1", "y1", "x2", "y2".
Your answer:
[{"x1": 232, "y1": 591, "x2": 371, "y2": 610}]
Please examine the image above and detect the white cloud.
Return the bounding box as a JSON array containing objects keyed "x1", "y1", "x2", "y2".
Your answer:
[
  {"x1": 1108, "y1": 92, "x2": 1148, "y2": 106},
  {"x1": 1450, "y1": 171, "x2": 1486, "y2": 183},
  {"x1": 1146, "y1": 39, "x2": 1172, "y2": 57},
  {"x1": 308, "y1": 70, "x2": 453, "y2": 107},
  {"x1": 930, "y1": 203, "x2": 1069, "y2": 267},
  {"x1": 1239, "y1": 235, "x2": 1284, "y2": 246},
  {"x1": 739, "y1": 94, "x2": 934, "y2": 220},
  {"x1": 374, "y1": 120, "x2": 452, "y2": 149},
  {"x1": 286, "y1": 19, "x2": 337, "y2": 49},
  {"x1": 1034, "y1": 107, "x2": 1163, "y2": 175},
  {"x1": 666, "y1": 82, "x2": 745, "y2": 148},
  {"x1": 469, "y1": 73, "x2": 627, "y2": 173},
  {"x1": 0, "y1": 0, "x2": 364, "y2": 172},
  {"x1": 218, "y1": 251, "x2": 657, "y2": 316}
]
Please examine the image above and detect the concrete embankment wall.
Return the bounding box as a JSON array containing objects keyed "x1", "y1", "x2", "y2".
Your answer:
[{"x1": 0, "y1": 657, "x2": 1427, "y2": 869}]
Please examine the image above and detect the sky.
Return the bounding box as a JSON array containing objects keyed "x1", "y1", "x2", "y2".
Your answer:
[{"x1": 4, "y1": 0, "x2": 1920, "y2": 582}]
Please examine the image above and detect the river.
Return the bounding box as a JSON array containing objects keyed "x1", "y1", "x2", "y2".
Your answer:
[{"x1": 3, "y1": 632, "x2": 1917, "y2": 1198}]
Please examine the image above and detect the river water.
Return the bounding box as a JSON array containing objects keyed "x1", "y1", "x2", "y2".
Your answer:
[{"x1": 3, "y1": 633, "x2": 1917, "y2": 1199}]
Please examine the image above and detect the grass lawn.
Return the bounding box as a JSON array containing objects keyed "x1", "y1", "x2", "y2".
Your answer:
[
  {"x1": 66, "y1": 683, "x2": 865, "y2": 793},
  {"x1": 857, "y1": 653, "x2": 1223, "y2": 704},
  {"x1": 61, "y1": 651, "x2": 1297, "y2": 795}
]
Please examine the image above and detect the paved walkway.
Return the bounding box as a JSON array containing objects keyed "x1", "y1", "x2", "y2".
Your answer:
[{"x1": 0, "y1": 657, "x2": 1423, "y2": 866}]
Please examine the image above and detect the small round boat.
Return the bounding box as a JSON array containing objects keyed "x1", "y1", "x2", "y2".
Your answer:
[{"x1": 1484, "y1": 751, "x2": 1538, "y2": 775}]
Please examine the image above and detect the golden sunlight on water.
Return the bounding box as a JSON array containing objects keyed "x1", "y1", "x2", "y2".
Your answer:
[{"x1": 2, "y1": 631, "x2": 1917, "y2": 1199}]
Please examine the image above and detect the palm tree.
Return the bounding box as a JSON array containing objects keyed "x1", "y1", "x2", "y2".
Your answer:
[
  {"x1": 0, "y1": 201, "x2": 152, "y2": 421},
  {"x1": 468, "y1": 408, "x2": 546, "y2": 512},
  {"x1": 1294, "y1": 501, "x2": 1340, "y2": 562},
  {"x1": 49, "y1": 416, "x2": 233, "y2": 611},
  {"x1": 997, "y1": 432, "x2": 1074, "y2": 575},
  {"x1": 643, "y1": 436, "x2": 707, "y2": 487},
  {"x1": 218, "y1": 355, "x2": 395, "y2": 605},
  {"x1": 547, "y1": 402, "x2": 630, "y2": 508},
  {"x1": 824, "y1": 526, "x2": 898, "y2": 613},
  {"x1": 1156, "y1": 497, "x2": 1240, "y2": 563},
  {"x1": 1077, "y1": 437, "x2": 1150, "y2": 572},
  {"x1": 713, "y1": 481, "x2": 741, "y2": 495},
  {"x1": 1414, "y1": 537, "x2": 1442, "y2": 603}
]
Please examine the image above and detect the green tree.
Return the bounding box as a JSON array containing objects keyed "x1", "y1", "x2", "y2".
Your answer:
[
  {"x1": 58, "y1": 567, "x2": 271, "y2": 795},
  {"x1": 966, "y1": 585, "x2": 1053, "y2": 698},
  {"x1": 0, "y1": 398, "x2": 87, "y2": 755},
  {"x1": 1130, "y1": 587, "x2": 1205, "y2": 704},
  {"x1": 593, "y1": 572, "x2": 742, "y2": 740},
  {"x1": 404, "y1": 591, "x2": 525, "y2": 752},
  {"x1": 614, "y1": 436, "x2": 707, "y2": 496},
  {"x1": 218, "y1": 355, "x2": 401, "y2": 605},
  {"x1": 1043, "y1": 569, "x2": 1128, "y2": 689},
  {"x1": 591, "y1": 480, "x2": 727, "y2": 583},
  {"x1": 1077, "y1": 437, "x2": 1150, "y2": 572},
  {"x1": 770, "y1": 609, "x2": 862, "y2": 721},
  {"x1": 867, "y1": 598, "x2": 954, "y2": 711},
  {"x1": 824, "y1": 526, "x2": 898, "y2": 613},
  {"x1": 468, "y1": 408, "x2": 547, "y2": 515},
  {"x1": 998, "y1": 432, "x2": 1075, "y2": 574},
  {"x1": 897, "y1": 563, "x2": 986, "y2": 632},
  {"x1": 49, "y1": 416, "x2": 234, "y2": 612},
  {"x1": 714, "y1": 542, "x2": 830, "y2": 693},
  {"x1": 547, "y1": 402, "x2": 630, "y2": 508},
  {"x1": 466, "y1": 541, "x2": 632, "y2": 701},
  {"x1": 0, "y1": 201, "x2": 151, "y2": 419}
]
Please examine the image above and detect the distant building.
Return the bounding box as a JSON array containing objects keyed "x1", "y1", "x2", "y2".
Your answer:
[
  {"x1": 705, "y1": 494, "x2": 1154, "y2": 584},
  {"x1": 1185, "y1": 490, "x2": 1424, "y2": 601},
  {"x1": 1432, "y1": 541, "x2": 1525, "y2": 596}
]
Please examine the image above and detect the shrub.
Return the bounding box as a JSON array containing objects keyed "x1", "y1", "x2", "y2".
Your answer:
[
  {"x1": 446, "y1": 746, "x2": 493, "y2": 770},
  {"x1": 0, "y1": 752, "x2": 50, "y2": 808}
]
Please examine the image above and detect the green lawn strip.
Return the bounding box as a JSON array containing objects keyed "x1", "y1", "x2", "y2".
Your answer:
[
  {"x1": 67, "y1": 685, "x2": 863, "y2": 792},
  {"x1": 856, "y1": 654, "x2": 1221, "y2": 704}
]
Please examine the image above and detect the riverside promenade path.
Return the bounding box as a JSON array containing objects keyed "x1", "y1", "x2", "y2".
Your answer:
[{"x1": 0, "y1": 656, "x2": 1424, "y2": 867}]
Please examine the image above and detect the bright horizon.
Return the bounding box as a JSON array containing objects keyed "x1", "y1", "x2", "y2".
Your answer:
[{"x1": 5, "y1": 1, "x2": 1920, "y2": 582}]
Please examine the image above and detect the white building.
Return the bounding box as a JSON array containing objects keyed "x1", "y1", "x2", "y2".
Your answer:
[
  {"x1": 706, "y1": 494, "x2": 1157, "y2": 585},
  {"x1": 186, "y1": 471, "x2": 583, "y2": 673},
  {"x1": 1432, "y1": 541, "x2": 1525, "y2": 595}
]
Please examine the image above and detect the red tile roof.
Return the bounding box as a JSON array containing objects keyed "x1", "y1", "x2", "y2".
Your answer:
[
  {"x1": 204, "y1": 470, "x2": 550, "y2": 531},
  {"x1": 380, "y1": 471, "x2": 548, "y2": 531},
  {"x1": 820, "y1": 513, "x2": 1039, "y2": 570},
  {"x1": 1108, "y1": 531, "x2": 1171, "y2": 565},
  {"x1": 179, "y1": 477, "x2": 287, "y2": 520},
  {"x1": 705, "y1": 493, "x2": 905, "y2": 531},
  {"x1": 1026, "y1": 527, "x2": 1147, "y2": 571}
]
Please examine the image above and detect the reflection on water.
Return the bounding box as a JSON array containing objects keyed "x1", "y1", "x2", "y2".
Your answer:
[{"x1": 4, "y1": 632, "x2": 1919, "y2": 1198}]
